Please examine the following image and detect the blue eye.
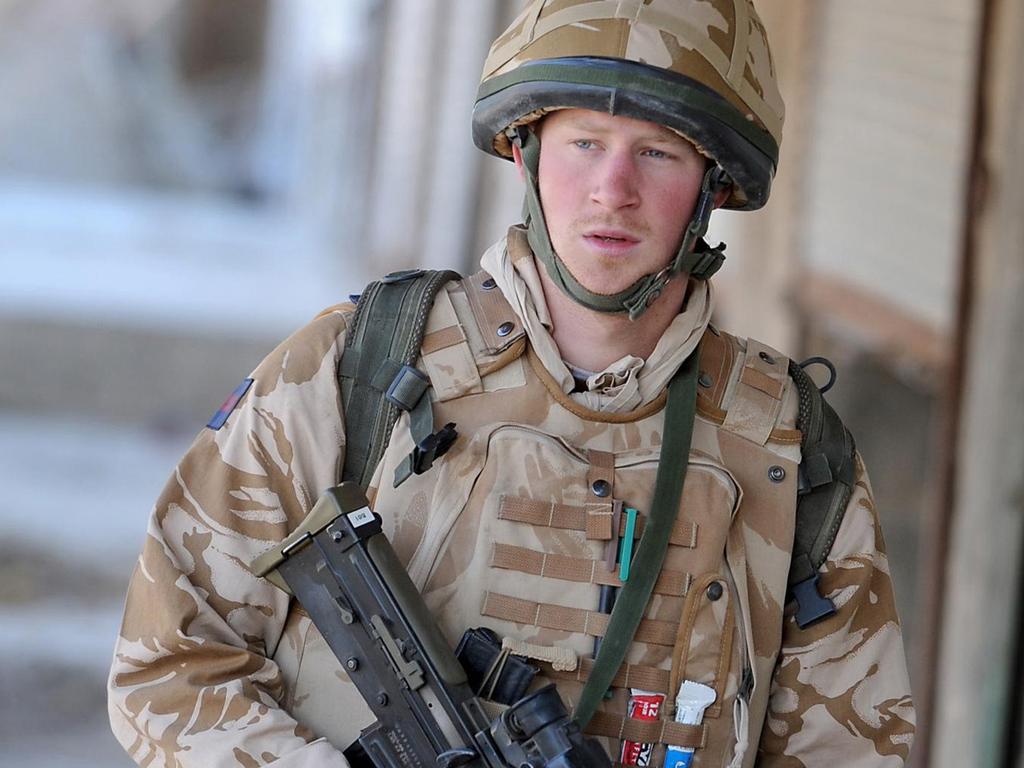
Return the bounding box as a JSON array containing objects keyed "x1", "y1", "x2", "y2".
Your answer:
[{"x1": 574, "y1": 140, "x2": 595, "y2": 150}]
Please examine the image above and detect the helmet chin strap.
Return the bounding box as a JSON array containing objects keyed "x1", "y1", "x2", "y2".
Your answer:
[{"x1": 514, "y1": 126, "x2": 729, "y2": 320}]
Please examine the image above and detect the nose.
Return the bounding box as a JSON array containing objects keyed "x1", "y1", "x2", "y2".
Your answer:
[{"x1": 590, "y1": 150, "x2": 640, "y2": 210}]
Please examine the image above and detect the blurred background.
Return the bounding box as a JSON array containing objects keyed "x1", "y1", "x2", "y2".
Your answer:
[{"x1": 0, "y1": 1, "x2": 1020, "y2": 766}]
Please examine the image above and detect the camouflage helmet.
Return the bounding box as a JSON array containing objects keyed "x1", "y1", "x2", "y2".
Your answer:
[{"x1": 473, "y1": 0, "x2": 785, "y2": 211}]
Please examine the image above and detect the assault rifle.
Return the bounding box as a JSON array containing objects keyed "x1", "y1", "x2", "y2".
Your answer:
[{"x1": 252, "y1": 483, "x2": 610, "y2": 768}]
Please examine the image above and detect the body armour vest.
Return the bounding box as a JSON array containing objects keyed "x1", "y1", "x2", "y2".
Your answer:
[{"x1": 269, "y1": 272, "x2": 803, "y2": 768}]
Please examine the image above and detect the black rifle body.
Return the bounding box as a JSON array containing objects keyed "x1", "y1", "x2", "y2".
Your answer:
[{"x1": 257, "y1": 483, "x2": 609, "y2": 768}]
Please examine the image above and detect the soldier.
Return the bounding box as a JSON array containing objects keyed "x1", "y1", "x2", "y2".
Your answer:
[{"x1": 108, "y1": 2, "x2": 915, "y2": 766}]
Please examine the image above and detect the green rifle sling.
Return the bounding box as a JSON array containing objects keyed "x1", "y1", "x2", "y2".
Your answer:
[{"x1": 573, "y1": 349, "x2": 701, "y2": 730}]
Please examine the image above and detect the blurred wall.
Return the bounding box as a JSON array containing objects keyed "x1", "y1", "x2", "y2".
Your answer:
[{"x1": 0, "y1": 2, "x2": 384, "y2": 765}]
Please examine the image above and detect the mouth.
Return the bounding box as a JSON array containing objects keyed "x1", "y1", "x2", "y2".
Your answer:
[{"x1": 583, "y1": 230, "x2": 641, "y2": 246}]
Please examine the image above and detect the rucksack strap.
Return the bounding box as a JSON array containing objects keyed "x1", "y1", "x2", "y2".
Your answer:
[
  {"x1": 787, "y1": 359, "x2": 857, "y2": 628},
  {"x1": 339, "y1": 269, "x2": 461, "y2": 490},
  {"x1": 573, "y1": 350, "x2": 700, "y2": 729}
]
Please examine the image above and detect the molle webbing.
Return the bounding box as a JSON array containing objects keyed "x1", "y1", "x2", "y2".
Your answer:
[
  {"x1": 498, "y1": 495, "x2": 698, "y2": 548},
  {"x1": 546, "y1": 657, "x2": 671, "y2": 697},
  {"x1": 339, "y1": 269, "x2": 460, "y2": 490},
  {"x1": 489, "y1": 543, "x2": 693, "y2": 597},
  {"x1": 481, "y1": 592, "x2": 679, "y2": 647},
  {"x1": 787, "y1": 359, "x2": 857, "y2": 628},
  {"x1": 585, "y1": 711, "x2": 705, "y2": 751}
]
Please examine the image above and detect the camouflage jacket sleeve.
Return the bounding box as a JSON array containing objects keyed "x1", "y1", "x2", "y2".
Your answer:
[
  {"x1": 107, "y1": 307, "x2": 353, "y2": 767},
  {"x1": 756, "y1": 453, "x2": 916, "y2": 766}
]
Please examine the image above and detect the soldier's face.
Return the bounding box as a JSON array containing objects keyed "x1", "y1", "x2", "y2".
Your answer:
[{"x1": 516, "y1": 108, "x2": 707, "y2": 298}]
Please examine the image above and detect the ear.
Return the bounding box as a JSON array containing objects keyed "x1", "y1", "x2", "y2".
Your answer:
[
  {"x1": 511, "y1": 142, "x2": 527, "y2": 181},
  {"x1": 713, "y1": 184, "x2": 731, "y2": 209}
]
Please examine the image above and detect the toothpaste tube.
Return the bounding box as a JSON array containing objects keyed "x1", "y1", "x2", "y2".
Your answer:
[
  {"x1": 663, "y1": 681, "x2": 717, "y2": 768},
  {"x1": 620, "y1": 689, "x2": 665, "y2": 766}
]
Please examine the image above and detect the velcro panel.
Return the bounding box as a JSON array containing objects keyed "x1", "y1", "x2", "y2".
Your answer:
[
  {"x1": 585, "y1": 711, "x2": 706, "y2": 750},
  {"x1": 722, "y1": 338, "x2": 788, "y2": 446},
  {"x1": 481, "y1": 592, "x2": 677, "y2": 646},
  {"x1": 490, "y1": 543, "x2": 691, "y2": 597}
]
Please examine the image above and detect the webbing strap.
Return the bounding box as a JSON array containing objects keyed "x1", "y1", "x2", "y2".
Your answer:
[
  {"x1": 574, "y1": 352, "x2": 701, "y2": 729},
  {"x1": 498, "y1": 496, "x2": 698, "y2": 548},
  {"x1": 584, "y1": 711, "x2": 706, "y2": 750},
  {"x1": 339, "y1": 269, "x2": 460, "y2": 490},
  {"x1": 490, "y1": 543, "x2": 692, "y2": 597},
  {"x1": 545, "y1": 656, "x2": 671, "y2": 696},
  {"x1": 481, "y1": 592, "x2": 678, "y2": 647}
]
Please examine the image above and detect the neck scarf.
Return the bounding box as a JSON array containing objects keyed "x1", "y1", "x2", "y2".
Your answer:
[{"x1": 480, "y1": 227, "x2": 714, "y2": 413}]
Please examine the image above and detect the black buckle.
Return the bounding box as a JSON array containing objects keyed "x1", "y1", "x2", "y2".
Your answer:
[
  {"x1": 792, "y1": 573, "x2": 836, "y2": 629},
  {"x1": 687, "y1": 246, "x2": 726, "y2": 280},
  {"x1": 385, "y1": 365, "x2": 430, "y2": 410},
  {"x1": 410, "y1": 422, "x2": 458, "y2": 475}
]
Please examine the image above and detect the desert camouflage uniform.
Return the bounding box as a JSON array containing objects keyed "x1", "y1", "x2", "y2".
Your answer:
[{"x1": 108, "y1": 230, "x2": 915, "y2": 767}]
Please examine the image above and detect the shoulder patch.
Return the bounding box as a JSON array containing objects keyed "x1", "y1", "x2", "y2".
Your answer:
[{"x1": 207, "y1": 378, "x2": 254, "y2": 430}]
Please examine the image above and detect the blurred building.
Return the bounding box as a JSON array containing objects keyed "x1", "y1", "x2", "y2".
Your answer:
[{"x1": 1, "y1": 1, "x2": 1021, "y2": 766}]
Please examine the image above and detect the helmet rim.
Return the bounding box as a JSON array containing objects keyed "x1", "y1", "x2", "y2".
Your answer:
[{"x1": 472, "y1": 57, "x2": 778, "y2": 211}]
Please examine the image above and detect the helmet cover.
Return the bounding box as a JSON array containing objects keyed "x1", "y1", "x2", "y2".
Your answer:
[{"x1": 473, "y1": 0, "x2": 785, "y2": 209}]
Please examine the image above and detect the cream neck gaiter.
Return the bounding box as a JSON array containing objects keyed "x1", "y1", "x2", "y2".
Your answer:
[{"x1": 480, "y1": 227, "x2": 714, "y2": 413}]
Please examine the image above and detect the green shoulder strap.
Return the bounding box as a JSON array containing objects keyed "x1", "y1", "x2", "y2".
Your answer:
[
  {"x1": 574, "y1": 350, "x2": 701, "y2": 729},
  {"x1": 786, "y1": 359, "x2": 857, "y2": 628},
  {"x1": 338, "y1": 268, "x2": 461, "y2": 491}
]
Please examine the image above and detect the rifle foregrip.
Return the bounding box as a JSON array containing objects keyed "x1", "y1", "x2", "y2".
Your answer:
[{"x1": 365, "y1": 535, "x2": 468, "y2": 688}]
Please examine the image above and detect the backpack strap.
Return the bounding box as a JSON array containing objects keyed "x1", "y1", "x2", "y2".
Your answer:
[
  {"x1": 338, "y1": 268, "x2": 461, "y2": 490},
  {"x1": 786, "y1": 360, "x2": 857, "y2": 628}
]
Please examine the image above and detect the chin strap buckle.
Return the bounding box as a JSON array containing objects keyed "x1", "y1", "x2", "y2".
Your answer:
[
  {"x1": 624, "y1": 167, "x2": 730, "y2": 320},
  {"x1": 680, "y1": 241, "x2": 727, "y2": 281},
  {"x1": 671, "y1": 166, "x2": 731, "y2": 276},
  {"x1": 623, "y1": 268, "x2": 672, "y2": 321}
]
